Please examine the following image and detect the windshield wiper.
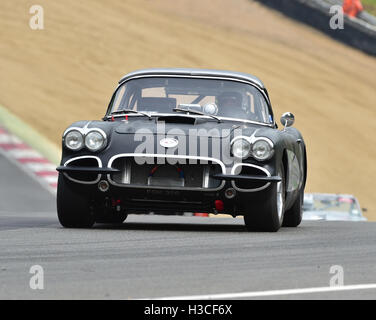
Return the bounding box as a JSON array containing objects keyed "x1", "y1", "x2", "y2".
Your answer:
[
  {"x1": 173, "y1": 107, "x2": 221, "y2": 123},
  {"x1": 110, "y1": 109, "x2": 152, "y2": 120}
]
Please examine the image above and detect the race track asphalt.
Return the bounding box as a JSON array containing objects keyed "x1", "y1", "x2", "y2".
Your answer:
[{"x1": 0, "y1": 152, "x2": 375, "y2": 300}]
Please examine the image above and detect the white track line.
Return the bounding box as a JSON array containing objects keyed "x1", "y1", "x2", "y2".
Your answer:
[{"x1": 148, "y1": 284, "x2": 376, "y2": 300}]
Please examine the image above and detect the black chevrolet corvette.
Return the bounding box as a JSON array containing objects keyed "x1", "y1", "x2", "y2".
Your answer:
[{"x1": 57, "y1": 68, "x2": 307, "y2": 231}]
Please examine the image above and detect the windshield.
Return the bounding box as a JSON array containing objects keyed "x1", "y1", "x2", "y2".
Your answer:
[
  {"x1": 109, "y1": 77, "x2": 273, "y2": 124},
  {"x1": 303, "y1": 194, "x2": 361, "y2": 216}
]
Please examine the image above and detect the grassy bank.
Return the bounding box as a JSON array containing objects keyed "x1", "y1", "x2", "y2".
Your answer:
[{"x1": 363, "y1": 0, "x2": 376, "y2": 15}]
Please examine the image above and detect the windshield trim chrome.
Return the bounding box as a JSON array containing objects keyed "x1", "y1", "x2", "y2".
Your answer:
[{"x1": 106, "y1": 112, "x2": 274, "y2": 128}]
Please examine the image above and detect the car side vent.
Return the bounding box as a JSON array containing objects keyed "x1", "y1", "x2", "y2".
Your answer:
[
  {"x1": 233, "y1": 165, "x2": 269, "y2": 191},
  {"x1": 65, "y1": 157, "x2": 100, "y2": 183}
]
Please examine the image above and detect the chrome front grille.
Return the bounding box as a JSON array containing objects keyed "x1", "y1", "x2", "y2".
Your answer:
[{"x1": 108, "y1": 154, "x2": 225, "y2": 191}]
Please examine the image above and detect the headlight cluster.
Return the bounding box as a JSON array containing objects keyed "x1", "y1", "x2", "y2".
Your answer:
[
  {"x1": 85, "y1": 131, "x2": 106, "y2": 151},
  {"x1": 231, "y1": 137, "x2": 274, "y2": 161},
  {"x1": 251, "y1": 139, "x2": 273, "y2": 161},
  {"x1": 232, "y1": 139, "x2": 252, "y2": 159},
  {"x1": 64, "y1": 130, "x2": 84, "y2": 151},
  {"x1": 64, "y1": 129, "x2": 107, "y2": 152}
]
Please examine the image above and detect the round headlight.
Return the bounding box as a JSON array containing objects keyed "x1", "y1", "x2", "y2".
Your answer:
[
  {"x1": 85, "y1": 130, "x2": 106, "y2": 152},
  {"x1": 251, "y1": 139, "x2": 274, "y2": 161},
  {"x1": 64, "y1": 130, "x2": 84, "y2": 151},
  {"x1": 232, "y1": 139, "x2": 251, "y2": 159}
]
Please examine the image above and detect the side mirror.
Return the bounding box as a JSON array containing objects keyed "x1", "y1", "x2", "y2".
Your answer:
[{"x1": 280, "y1": 112, "x2": 295, "y2": 128}]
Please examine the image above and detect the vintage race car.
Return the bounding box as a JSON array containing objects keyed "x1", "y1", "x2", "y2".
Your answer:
[
  {"x1": 303, "y1": 193, "x2": 367, "y2": 221},
  {"x1": 57, "y1": 68, "x2": 307, "y2": 231}
]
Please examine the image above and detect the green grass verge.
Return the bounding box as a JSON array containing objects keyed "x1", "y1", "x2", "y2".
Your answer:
[
  {"x1": 362, "y1": 0, "x2": 376, "y2": 15},
  {"x1": 0, "y1": 105, "x2": 61, "y2": 165}
]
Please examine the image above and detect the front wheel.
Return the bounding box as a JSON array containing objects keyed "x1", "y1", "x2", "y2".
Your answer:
[
  {"x1": 282, "y1": 187, "x2": 303, "y2": 227},
  {"x1": 56, "y1": 174, "x2": 95, "y2": 228},
  {"x1": 243, "y1": 164, "x2": 285, "y2": 232}
]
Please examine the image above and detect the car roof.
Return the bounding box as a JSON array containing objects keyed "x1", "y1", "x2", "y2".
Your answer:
[{"x1": 118, "y1": 68, "x2": 266, "y2": 89}]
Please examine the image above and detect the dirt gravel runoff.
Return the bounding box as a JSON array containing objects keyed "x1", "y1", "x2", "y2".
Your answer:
[{"x1": 1, "y1": 0, "x2": 375, "y2": 219}]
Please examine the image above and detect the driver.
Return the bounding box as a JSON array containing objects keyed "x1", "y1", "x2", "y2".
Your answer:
[{"x1": 217, "y1": 92, "x2": 243, "y2": 117}]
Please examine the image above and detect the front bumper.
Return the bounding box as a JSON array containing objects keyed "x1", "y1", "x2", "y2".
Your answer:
[{"x1": 57, "y1": 154, "x2": 279, "y2": 215}]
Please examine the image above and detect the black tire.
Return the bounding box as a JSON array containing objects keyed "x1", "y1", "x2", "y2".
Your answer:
[
  {"x1": 282, "y1": 187, "x2": 303, "y2": 227},
  {"x1": 56, "y1": 173, "x2": 95, "y2": 228},
  {"x1": 243, "y1": 163, "x2": 285, "y2": 232}
]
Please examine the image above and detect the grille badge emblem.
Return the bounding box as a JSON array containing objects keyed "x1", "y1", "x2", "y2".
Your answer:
[{"x1": 160, "y1": 138, "x2": 178, "y2": 148}]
